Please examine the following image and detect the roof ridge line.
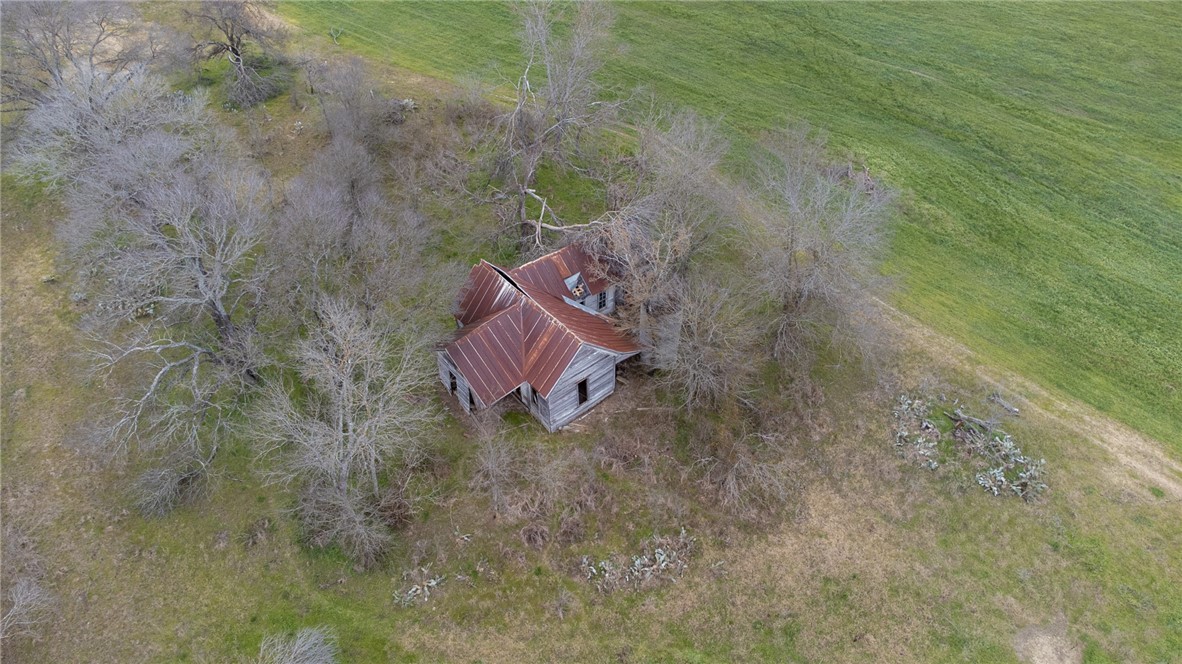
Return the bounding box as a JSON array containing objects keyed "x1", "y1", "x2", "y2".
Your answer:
[
  {"x1": 520, "y1": 292, "x2": 579, "y2": 345},
  {"x1": 487, "y1": 260, "x2": 578, "y2": 328},
  {"x1": 473, "y1": 261, "x2": 577, "y2": 362}
]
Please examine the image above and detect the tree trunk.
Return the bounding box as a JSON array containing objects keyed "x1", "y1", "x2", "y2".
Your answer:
[{"x1": 207, "y1": 300, "x2": 236, "y2": 341}]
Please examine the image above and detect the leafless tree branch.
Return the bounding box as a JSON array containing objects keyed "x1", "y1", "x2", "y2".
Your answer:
[
  {"x1": 751, "y1": 123, "x2": 896, "y2": 373},
  {"x1": 254, "y1": 297, "x2": 439, "y2": 566}
]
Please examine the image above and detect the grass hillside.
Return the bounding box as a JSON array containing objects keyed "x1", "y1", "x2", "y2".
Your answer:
[
  {"x1": 281, "y1": 1, "x2": 1182, "y2": 448},
  {"x1": 7, "y1": 167, "x2": 1182, "y2": 661}
]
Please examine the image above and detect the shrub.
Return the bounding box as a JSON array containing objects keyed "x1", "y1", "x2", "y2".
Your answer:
[{"x1": 256, "y1": 626, "x2": 338, "y2": 664}]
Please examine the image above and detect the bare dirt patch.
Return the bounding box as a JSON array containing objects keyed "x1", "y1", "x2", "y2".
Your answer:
[
  {"x1": 1047, "y1": 398, "x2": 1182, "y2": 500},
  {"x1": 1014, "y1": 614, "x2": 1082, "y2": 664}
]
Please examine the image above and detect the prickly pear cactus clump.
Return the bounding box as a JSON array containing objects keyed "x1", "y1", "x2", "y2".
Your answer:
[
  {"x1": 959, "y1": 428, "x2": 1047, "y2": 502},
  {"x1": 578, "y1": 528, "x2": 695, "y2": 594},
  {"x1": 891, "y1": 391, "x2": 1047, "y2": 502},
  {"x1": 394, "y1": 565, "x2": 446, "y2": 606},
  {"x1": 892, "y1": 393, "x2": 941, "y2": 470}
]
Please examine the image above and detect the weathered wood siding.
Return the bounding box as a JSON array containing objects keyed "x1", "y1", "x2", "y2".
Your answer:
[
  {"x1": 529, "y1": 385, "x2": 550, "y2": 425},
  {"x1": 541, "y1": 345, "x2": 620, "y2": 431},
  {"x1": 441, "y1": 334, "x2": 627, "y2": 431},
  {"x1": 437, "y1": 351, "x2": 481, "y2": 413},
  {"x1": 599, "y1": 285, "x2": 617, "y2": 315}
]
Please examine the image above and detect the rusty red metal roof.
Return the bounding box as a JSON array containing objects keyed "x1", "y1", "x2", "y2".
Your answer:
[
  {"x1": 445, "y1": 304, "x2": 525, "y2": 405},
  {"x1": 509, "y1": 244, "x2": 609, "y2": 299},
  {"x1": 519, "y1": 300, "x2": 582, "y2": 397},
  {"x1": 441, "y1": 246, "x2": 638, "y2": 406},
  {"x1": 516, "y1": 283, "x2": 639, "y2": 355},
  {"x1": 455, "y1": 261, "x2": 520, "y2": 325}
]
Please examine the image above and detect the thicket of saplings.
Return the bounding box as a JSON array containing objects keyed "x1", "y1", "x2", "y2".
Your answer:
[{"x1": 1, "y1": 1, "x2": 895, "y2": 654}]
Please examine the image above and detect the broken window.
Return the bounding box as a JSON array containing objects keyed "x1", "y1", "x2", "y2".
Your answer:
[
  {"x1": 577, "y1": 378, "x2": 589, "y2": 405},
  {"x1": 566, "y1": 272, "x2": 589, "y2": 299}
]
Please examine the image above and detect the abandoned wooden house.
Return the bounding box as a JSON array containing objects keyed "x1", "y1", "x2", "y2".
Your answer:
[{"x1": 437, "y1": 245, "x2": 639, "y2": 432}]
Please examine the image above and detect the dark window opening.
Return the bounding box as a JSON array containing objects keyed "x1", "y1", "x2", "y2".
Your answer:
[
  {"x1": 577, "y1": 379, "x2": 589, "y2": 405},
  {"x1": 449, "y1": 373, "x2": 457, "y2": 394},
  {"x1": 598, "y1": 291, "x2": 607, "y2": 309},
  {"x1": 468, "y1": 389, "x2": 476, "y2": 410}
]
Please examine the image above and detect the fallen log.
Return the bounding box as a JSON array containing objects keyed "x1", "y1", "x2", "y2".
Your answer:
[
  {"x1": 989, "y1": 392, "x2": 1021, "y2": 416},
  {"x1": 943, "y1": 409, "x2": 997, "y2": 432}
]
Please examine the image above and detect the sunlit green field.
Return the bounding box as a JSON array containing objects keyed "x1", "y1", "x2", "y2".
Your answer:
[{"x1": 282, "y1": 1, "x2": 1182, "y2": 448}]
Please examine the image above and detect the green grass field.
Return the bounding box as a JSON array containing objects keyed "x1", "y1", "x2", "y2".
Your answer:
[{"x1": 281, "y1": 1, "x2": 1182, "y2": 448}]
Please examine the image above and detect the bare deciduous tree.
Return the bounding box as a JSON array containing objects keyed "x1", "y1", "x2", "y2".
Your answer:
[
  {"x1": 752, "y1": 124, "x2": 896, "y2": 372},
  {"x1": 255, "y1": 298, "x2": 438, "y2": 566},
  {"x1": 632, "y1": 109, "x2": 734, "y2": 231},
  {"x1": 302, "y1": 56, "x2": 408, "y2": 150},
  {"x1": 518, "y1": 0, "x2": 615, "y2": 152},
  {"x1": 91, "y1": 159, "x2": 270, "y2": 338},
  {"x1": 579, "y1": 111, "x2": 736, "y2": 387},
  {"x1": 11, "y1": 64, "x2": 207, "y2": 197},
  {"x1": 0, "y1": 1, "x2": 161, "y2": 113},
  {"x1": 468, "y1": 420, "x2": 521, "y2": 518},
  {"x1": 0, "y1": 578, "x2": 54, "y2": 645},
  {"x1": 256, "y1": 626, "x2": 339, "y2": 664},
  {"x1": 261, "y1": 298, "x2": 437, "y2": 491},
  {"x1": 269, "y1": 137, "x2": 430, "y2": 317},
  {"x1": 87, "y1": 160, "x2": 272, "y2": 513},
  {"x1": 495, "y1": 0, "x2": 617, "y2": 246},
  {"x1": 294, "y1": 482, "x2": 395, "y2": 567},
  {"x1": 652, "y1": 280, "x2": 759, "y2": 408},
  {"x1": 695, "y1": 422, "x2": 798, "y2": 516},
  {"x1": 187, "y1": 0, "x2": 288, "y2": 107},
  {"x1": 0, "y1": 492, "x2": 54, "y2": 647},
  {"x1": 581, "y1": 210, "x2": 691, "y2": 352}
]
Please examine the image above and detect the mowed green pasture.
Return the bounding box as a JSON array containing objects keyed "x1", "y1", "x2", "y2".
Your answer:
[{"x1": 281, "y1": 1, "x2": 1182, "y2": 448}]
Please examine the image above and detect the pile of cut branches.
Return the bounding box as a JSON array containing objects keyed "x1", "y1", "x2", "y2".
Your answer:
[
  {"x1": 944, "y1": 409, "x2": 1047, "y2": 502},
  {"x1": 892, "y1": 392, "x2": 1047, "y2": 502}
]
